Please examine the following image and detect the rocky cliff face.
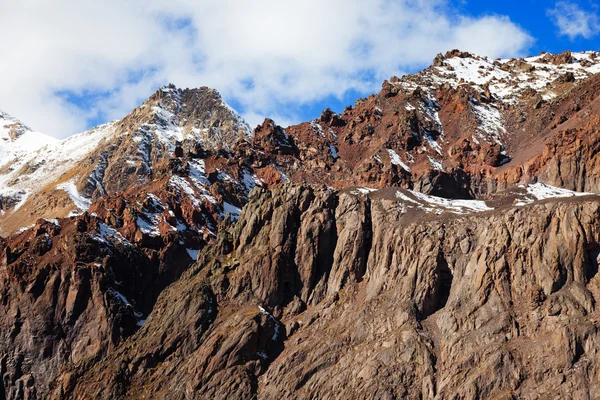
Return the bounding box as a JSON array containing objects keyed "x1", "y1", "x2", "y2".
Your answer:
[
  {"x1": 2, "y1": 49, "x2": 600, "y2": 399},
  {"x1": 47, "y1": 184, "x2": 600, "y2": 399}
]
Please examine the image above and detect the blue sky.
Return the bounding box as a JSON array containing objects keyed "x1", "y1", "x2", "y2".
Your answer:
[
  {"x1": 283, "y1": 0, "x2": 600, "y2": 123},
  {"x1": 1, "y1": 0, "x2": 599, "y2": 137},
  {"x1": 461, "y1": 0, "x2": 600, "y2": 53}
]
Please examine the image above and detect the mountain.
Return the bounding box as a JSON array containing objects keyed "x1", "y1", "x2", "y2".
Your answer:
[
  {"x1": 57, "y1": 184, "x2": 600, "y2": 399},
  {"x1": 2, "y1": 50, "x2": 600, "y2": 399},
  {"x1": 0, "y1": 85, "x2": 253, "y2": 236},
  {"x1": 4, "y1": 50, "x2": 600, "y2": 235}
]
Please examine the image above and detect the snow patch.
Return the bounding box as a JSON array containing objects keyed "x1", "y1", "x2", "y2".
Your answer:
[
  {"x1": 222, "y1": 202, "x2": 242, "y2": 219},
  {"x1": 135, "y1": 194, "x2": 164, "y2": 237},
  {"x1": 424, "y1": 132, "x2": 443, "y2": 156},
  {"x1": 329, "y1": 144, "x2": 339, "y2": 159},
  {"x1": 352, "y1": 187, "x2": 377, "y2": 195},
  {"x1": 396, "y1": 189, "x2": 493, "y2": 214},
  {"x1": 386, "y1": 149, "x2": 411, "y2": 172},
  {"x1": 428, "y1": 156, "x2": 444, "y2": 172},
  {"x1": 242, "y1": 169, "x2": 263, "y2": 192},
  {"x1": 91, "y1": 222, "x2": 133, "y2": 247},
  {"x1": 310, "y1": 121, "x2": 325, "y2": 138},
  {"x1": 56, "y1": 180, "x2": 91, "y2": 211},
  {"x1": 515, "y1": 183, "x2": 594, "y2": 206},
  {"x1": 136, "y1": 214, "x2": 161, "y2": 236}
]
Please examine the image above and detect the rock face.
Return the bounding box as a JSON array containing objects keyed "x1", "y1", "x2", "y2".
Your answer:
[
  {"x1": 48, "y1": 184, "x2": 600, "y2": 399},
  {"x1": 0, "y1": 217, "x2": 154, "y2": 399},
  {"x1": 2, "y1": 50, "x2": 600, "y2": 399}
]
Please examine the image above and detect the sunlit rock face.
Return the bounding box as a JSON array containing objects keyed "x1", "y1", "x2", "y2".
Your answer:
[{"x1": 3, "y1": 50, "x2": 600, "y2": 399}]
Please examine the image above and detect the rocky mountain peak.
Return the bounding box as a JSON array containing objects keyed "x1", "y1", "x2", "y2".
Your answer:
[
  {"x1": 3, "y1": 48, "x2": 600, "y2": 399},
  {"x1": 0, "y1": 83, "x2": 258, "y2": 234},
  {"x1": 138, "y1": 83, "x2": 253, "y2": 150}
]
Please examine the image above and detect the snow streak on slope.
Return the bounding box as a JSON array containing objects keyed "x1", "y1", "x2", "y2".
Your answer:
[
  {"x1": 386, "y1": 149, "x2": 411, "y2": 172},
  {"x1": 56, "y1": 180, "x2": 92, "y2": 212},
  {"x1": 395, "y1": 189, "x2": 493, "y2": 214}
]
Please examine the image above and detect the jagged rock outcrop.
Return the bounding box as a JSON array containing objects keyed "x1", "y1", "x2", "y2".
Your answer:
[
  {"x1": 0, "y1": 217, "x2": 154, "y2": 400},
  {"x1": 51, "y1": 184, "x2": 600, "y2": 399},
  {"x1": 79, "y1": 85, "x2": 253, "y2": 199},
  {"x1": 5, "y1": 51, "x2": 600, "y2": 236}
]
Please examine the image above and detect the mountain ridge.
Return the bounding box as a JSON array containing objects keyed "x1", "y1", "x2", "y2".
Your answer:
[
  {"x1": 0, "y1": 85, "x2": 254, "y2": 235},
  {"x1": 2, "y1": 49, "x2": 600, "y2": 399}
]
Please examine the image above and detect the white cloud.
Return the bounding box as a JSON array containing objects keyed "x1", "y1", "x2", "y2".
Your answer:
[
  {"x1": 548, "y1": 1, "x2": 600, "y2": 40},
  {"x1": 0, "y1": 0, "x2": 533, "y2": 138}
]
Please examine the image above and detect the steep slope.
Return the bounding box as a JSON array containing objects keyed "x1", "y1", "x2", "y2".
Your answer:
[
  {"x1": 2, "y1": 49, "x2": 600, "y2": 399},
  {"x1": 0, "y1": 110, "x2": 59, "y2": 215},
  {"x1": 53, "y1": 184, "x2": 600, "y2": 399},
  {"x1": 267, "y1": 50, "x2": 600, "y2": 198},
  {"x1": 0, "y1": 217, "x2": 153, "y2": 399},
  {"x1": 4, "y1": 50, "x2": 600, "y2": 236}
]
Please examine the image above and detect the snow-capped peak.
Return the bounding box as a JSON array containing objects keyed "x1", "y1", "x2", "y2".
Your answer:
[
  {"x1": 0, "y1": 109, "x2": 58, "y2": 168},
  {"x1": 0, "y1": 84, "x2": 255, "y2": 232}
]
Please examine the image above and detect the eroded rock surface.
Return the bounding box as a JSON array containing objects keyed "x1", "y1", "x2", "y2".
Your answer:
[{"x1": 51, "y1": 185, "x2": 600, "y2": 399}]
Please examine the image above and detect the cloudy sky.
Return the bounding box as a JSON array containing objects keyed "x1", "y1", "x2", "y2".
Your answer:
[{"x1": 1, "y1": 0, "x2": 600, "y2": 138}]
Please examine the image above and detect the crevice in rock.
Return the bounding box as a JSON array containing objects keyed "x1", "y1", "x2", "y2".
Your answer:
[
  {"x1": 279, "y1": 189, "x2": 314, "y2": 306},
  {"x1": 572, "y1": 337, "x2": 585, "y2": 366},
  {"x1": 306, "y1": 195, "x2": 339, "y2": 305},
  {"x1": 586, "y1": 248, "x2": 600, "y2": 283},
  {"x1": 67, "y1": 268, "x2": 92, "y2": 325},
  {"x1": 362, "y1": 196, "x2": 374, "y2": 281},
  {"x1": 420, "y1": 251, "x2": 453, "y2": 320},
  {"x1": 27, "y1": 265, "x2": 51, "y2": 300},
  {"x1": 436, "y1": 255, "x2": 453, "y2": 311},
  {"x1": 9, "y1": 309, "x2": 22, "y2": 341}
]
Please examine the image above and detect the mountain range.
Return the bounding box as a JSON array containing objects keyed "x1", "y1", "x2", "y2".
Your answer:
[{"x1": 2, "y1": 50, "x2": 600, "y2": 399}]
